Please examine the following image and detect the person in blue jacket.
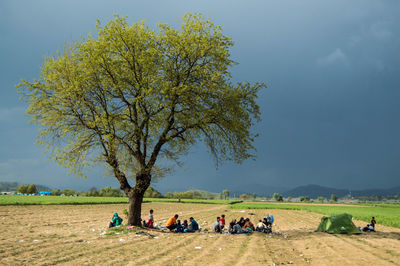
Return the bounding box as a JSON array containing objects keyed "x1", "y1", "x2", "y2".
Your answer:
[{"x1": 184, "y1": 217, "x2": 199, "y2": 232}]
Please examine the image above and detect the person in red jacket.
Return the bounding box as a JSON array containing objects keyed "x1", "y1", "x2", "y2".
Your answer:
[{"x1": 220, "y1": 214, "x2": 226, "y2": 229}]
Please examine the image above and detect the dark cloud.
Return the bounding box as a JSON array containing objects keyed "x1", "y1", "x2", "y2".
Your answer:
[{"x1": 1, "y1": 0, "x2": 399, "y2": 192}]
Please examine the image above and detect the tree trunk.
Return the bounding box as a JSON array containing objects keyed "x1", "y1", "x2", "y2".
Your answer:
[
  {"x1": 127, "y1": 173, "x2": 151, "y2": 226},
  {"x1": 128, "y1": 190, "x2": 144, "y2": 226}
]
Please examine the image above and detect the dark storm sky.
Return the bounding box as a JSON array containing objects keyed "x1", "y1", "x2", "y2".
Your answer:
[{"x1": 0, "y1": 0, "x2": 399, "y2": 192}]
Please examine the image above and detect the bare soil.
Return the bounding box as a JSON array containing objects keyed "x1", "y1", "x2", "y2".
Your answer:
[{"x1": 1, "y1": 203, "x2": 399, "y2": 265}]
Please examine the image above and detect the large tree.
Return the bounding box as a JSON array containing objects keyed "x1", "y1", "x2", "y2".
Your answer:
[{"x1": 18, "y1": 13, "x2": 264, "y2": 225}]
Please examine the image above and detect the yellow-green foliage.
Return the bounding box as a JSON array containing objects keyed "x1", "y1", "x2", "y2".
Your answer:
[{"x1": 17, "y1": 13, "x2": 264, "y2": 192}]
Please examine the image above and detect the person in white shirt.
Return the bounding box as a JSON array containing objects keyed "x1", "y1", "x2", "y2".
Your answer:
[
  {"x1": 212, "y1": 217, "x2": 222, "y2": 233},
  {"x1": 256, "y1": 220, "x2": 267, "y2": 232}
]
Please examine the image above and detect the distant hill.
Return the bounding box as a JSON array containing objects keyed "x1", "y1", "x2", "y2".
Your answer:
[
  {"x1": 0, "y1": 181, "x2": 19, "y2": 191},
  {"x1": 282, "y1": 184, "x2": 400, "y2": 198},
  {"x1": 0, "y1": 181, "x2": 52, "y2": 192}
]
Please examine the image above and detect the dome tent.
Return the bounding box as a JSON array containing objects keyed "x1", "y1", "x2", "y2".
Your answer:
[{"x1": 316, "y1": 213, "x2": 360, "y2": 234}]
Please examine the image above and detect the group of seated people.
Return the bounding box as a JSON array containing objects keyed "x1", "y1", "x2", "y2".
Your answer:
[
  {"x1": 166, "y1": 214, "x2": 200, "y2": 232},
  {"x1": 229, "y1": 214, "x2": 274, "y2": 234},
  {"x1": 110, "y1": 211, "x2": 378, "y2": 236},
  {"x1": 111, "y1": 209, "x2": 274, "y2": 235}
]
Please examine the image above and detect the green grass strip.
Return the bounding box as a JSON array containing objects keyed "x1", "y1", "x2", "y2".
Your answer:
[{"x1": 0, "y1": 195, "x2": 241, "y2": 206}]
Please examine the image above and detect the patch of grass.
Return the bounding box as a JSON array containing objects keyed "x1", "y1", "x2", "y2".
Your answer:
[
  {"x1": 144, "y1": 198, "x2": 242, "y2": 205},
  {"x1": 0, "y1": 195, "x2": 241, "y2": 206},
  {"x1": 105, "y1": 225, "x2": 140, "y2": 235},
  {"x1": 230, "y1": 202, "x2": 400, "y2": 228},
  {"x1": 385, "y1": 249, "x2": 394, "y2": 255}
]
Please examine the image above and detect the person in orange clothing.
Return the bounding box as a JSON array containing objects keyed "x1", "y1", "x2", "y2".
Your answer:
[{"x1": 166, "y1": 214, "x2": 179, "y2": 231}]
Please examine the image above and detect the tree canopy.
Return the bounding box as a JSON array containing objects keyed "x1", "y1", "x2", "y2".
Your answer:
[{"x1": 18, "y1": 13, "x2": 264, "y2": 225}]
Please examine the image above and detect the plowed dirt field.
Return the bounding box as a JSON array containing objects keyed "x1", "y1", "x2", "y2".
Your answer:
[{"x1": 1, "y1": 202, "x2": 399, "y2": 265}]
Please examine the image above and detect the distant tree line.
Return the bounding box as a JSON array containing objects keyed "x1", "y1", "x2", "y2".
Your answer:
[
  {"x1": 15, "y1": 184, "x2": 125, "y2": 197},
  {"x1": 53, "y1": 187, "x2": 125, "y2": 197},
  {"x1": 3, "y1": 182, "x2": 50, "y2": 193},
  {"x1": 12, "y1": 184, "x2": 231, "y2": 199},
  {"x1": 165, "y1": 190, "x2": 215, "y2": 200},
  {"x1": 16, "y1": 184, "x2": 38, "y2": 194},
  {"x1": 353, "y1": 195, "x2": 400, "y2": 201},
  {"x1": 10, "y1": 184, "x2": 398, "y2": 202}
]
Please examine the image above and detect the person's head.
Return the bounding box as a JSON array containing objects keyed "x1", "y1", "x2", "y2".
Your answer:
[
  {"x1": 259, "y1": 220, "x2": 262, "y2": 222},
  {"x1": 221, "y1": 214, "x2": 225, "y2": 218},
  {"x1": 189, "y1": 217, "x2": 194, "y2": 221},
  {"x1": 184, "y1": 220, "x2": 188, "y2": 224},
  {"x1": 177, "y1": 220, "x2": 181, "y2": 224},
  {"x1": 113, "y1": 212, "x2": 118, "y2": 217},
  {"x1": 150, "y1": 209, "x2": 153, "y2": 214},
  {"x1": 245, "y1": 218, "x2": 250, "y2": 222},
  {"x1": 372, "y1": 217, "x2": 375, "y2": 219},
  {"x1": 174, "y1": 214, "x2": 179, "y2": 219},
  {"x1": 217, "y1": 217, "x2": 220, "y2": 221},
  {"x1": 240, "y1": 217, "x2": 244, "y2": 221}
]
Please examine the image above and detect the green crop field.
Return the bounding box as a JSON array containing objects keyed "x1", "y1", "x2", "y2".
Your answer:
[
  {"x1": 0, "y1": 195, "x2": 241, "y2": 206},
  {"x1": 0, "y1": 195, "x2": 129, "y2": 205},
  {"x1": 144, "y1": 198, "x2": 242, "y2": 204},
  {"x1": 230, "y1": 202, "x2": 400, "y2": 228}
]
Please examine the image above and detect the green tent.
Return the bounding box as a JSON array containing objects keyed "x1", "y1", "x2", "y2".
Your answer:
[{"x1": 316, "y1": 213, "x2": 360, "y2": 234}]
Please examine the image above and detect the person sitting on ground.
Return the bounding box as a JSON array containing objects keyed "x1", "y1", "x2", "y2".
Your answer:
[
  {"x1": 175, "y1": 220, "x2": 184, "y2": 233},
  {"x1": 362, "y1": 223, "x2": 375, "y2": 232},
  {"x1": 263, "y1": 217, "x2": 273, "y2": 233},
  {"x1": 243, "y1": 218, "x2": 255, "y2": 231},
  {"x1": 213, "y1": 217, "x2": 222, "y2": 233},
  {"x1": 109, "y1": 212, "x2": 123, "y2": 228},
  {"x1": 184, "y1": 217, "x2": 199, "y2": 232},
  {"x1": 166, "y1": 214, "x2": 179, "y2": 231},
  {"x1": 231, "y1": 223, "x2": 249, "y2": 234},
  {"x1": 238, "y1": 217, "x2": 245, "y2": 227},
  {"x1": 370, "y1": 216, "x2": 376, "y2": 230},
  {"x1": 220, "y1": 214, "x2": 226, "y2": 230},
  {"x1": 228, "y1": 219, "x2": 237, "y2": 234},
  {"x1": 264, "y1": 213, "x2": 275, "y2": 225},
  {"x1": 182, "y1": 219, "x2": 189, "y2": 230},
  {"x1": 263, "y1": 214, "x2": 271, "y2": 227},
  {"x1": 256, "y1": 219, "x2": 267, "y2": 232}
]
